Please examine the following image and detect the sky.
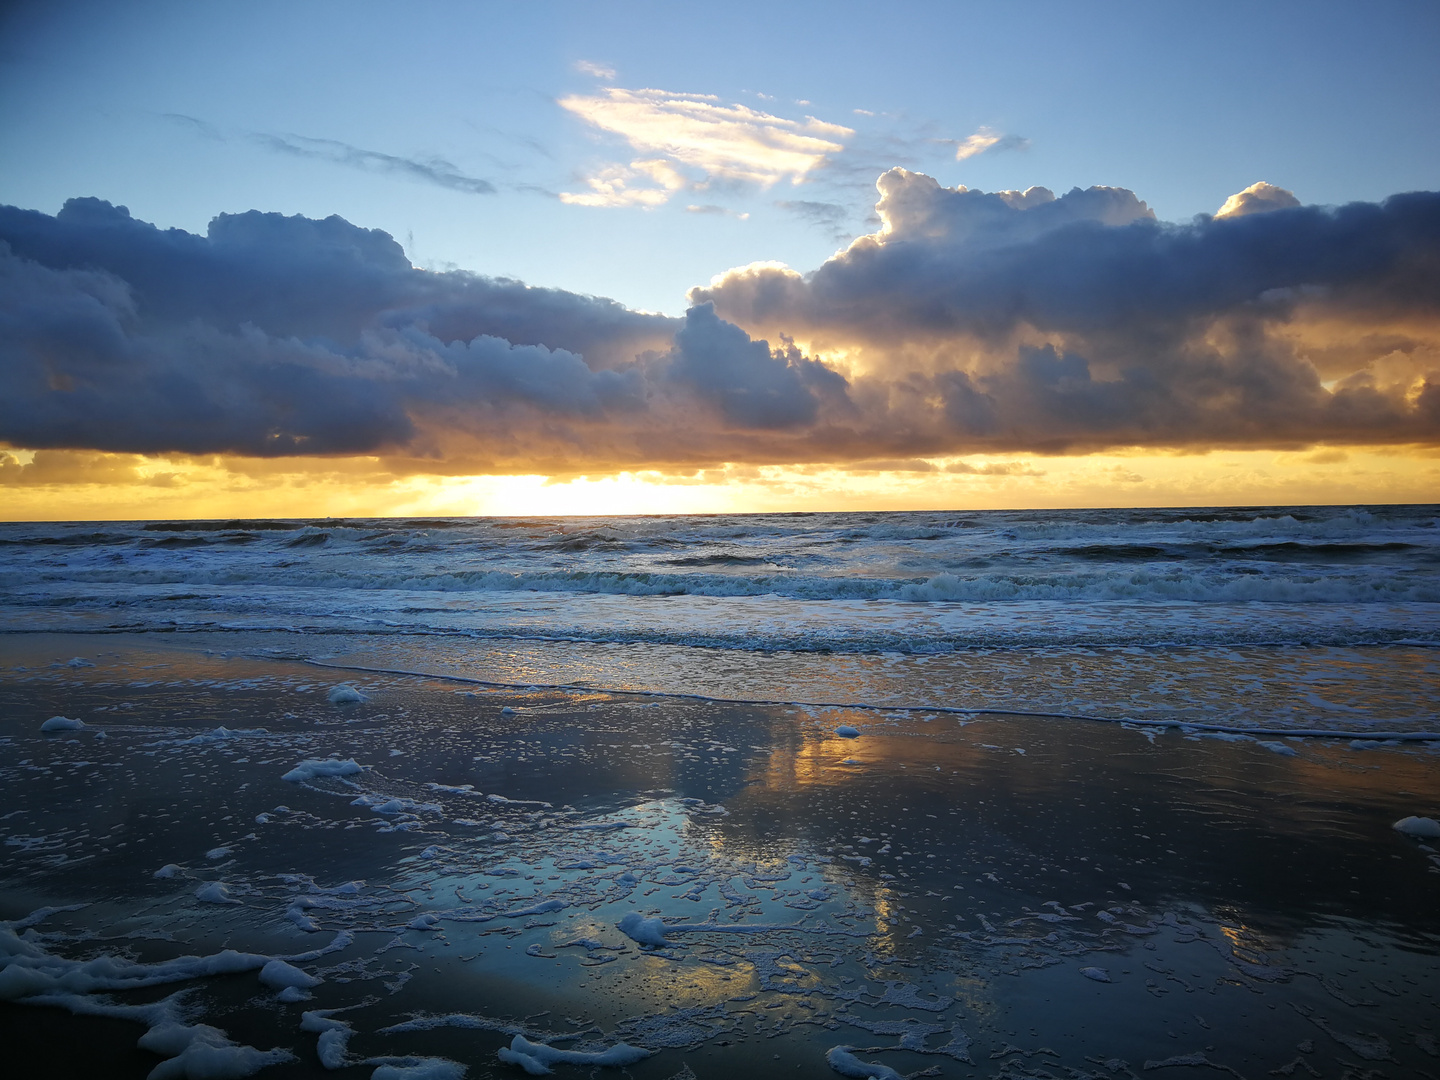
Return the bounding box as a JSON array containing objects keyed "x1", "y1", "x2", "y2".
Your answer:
[{"x1": 1, "y1": 0, "x2": 1438, "y2": 518}]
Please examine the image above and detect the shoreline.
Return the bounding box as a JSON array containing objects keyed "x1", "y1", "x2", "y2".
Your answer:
[
  {"x1": 299, "y1": 655, "x2": 1440, "y2": 743},
  {"x1": 9, "y1": 627, "x2": 1437, "y2": 739}
]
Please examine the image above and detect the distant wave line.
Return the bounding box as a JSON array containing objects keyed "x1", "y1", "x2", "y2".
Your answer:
[{"x1": 2, "y1": 620, "x2": 1436, "y2": 653}]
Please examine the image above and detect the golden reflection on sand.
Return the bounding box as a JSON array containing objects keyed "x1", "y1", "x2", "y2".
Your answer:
[{"x1": 633, "y1": 952, "x2": 745, "y2": 1004}]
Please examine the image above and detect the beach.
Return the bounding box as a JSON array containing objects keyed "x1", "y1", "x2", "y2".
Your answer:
[
  {"x1": 6, "y1": 2, "x2": 1440, "y2": 1072},
  {"x1": 1, "y1": 508, "x2": 1438, "y2": 1077}
]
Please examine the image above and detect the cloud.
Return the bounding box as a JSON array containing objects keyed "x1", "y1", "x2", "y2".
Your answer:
[
  {"x1": 665, "y1": 303, "x2": 847, "y2": 429},
  {"x1": 2, "y1": 178, "x2": 1438, "y2": 477},
  {"x1": 253, "y1": 133, "x2": 496, "y2": 195},
  {"x1": 558, "y1": 87, "x2": 851, "y2": 207},
  {"x1": 560, "y1": 158, "x2": 687, "y2": 208},
  {"x1": 866, "y1": 170, "x2": 1154, "y2": 248},
  {"x1": 686, "y1": 204, "x2": 750, "y2": 220},
  {"x1": 574, "y1": 59, "x2": 616, "y2": 80},
  {"x1": 691, "y1": 168, "x2": 1440, "y2": 453},
  {"x1": 843, "y1": 458, "x2": 937, "y2": 473},
  {"x1": 0, "y1": 198, "x2": 678, "y2": 461},
  {"x1": 162, "y1": 112, "x2": 223, "y2": 141},
  {"x1": 952, "y1": 126, "x2": 1030, "y2": 161},
  {"x1": 0, "y1": 448, "x2": 174, "y2": 486},
  {"x1": 1215, "y1": 181, "x2": 1301, "y2": 218},
  {"x1": 775, "y1": 199, "x2": 852, "y2": 240},
  {"x1": 163, "y1": 114, "x2": 505, "y2": 194},
  {"x1": 945, "y1": 460, "x2": 1045, "y2": 476}
]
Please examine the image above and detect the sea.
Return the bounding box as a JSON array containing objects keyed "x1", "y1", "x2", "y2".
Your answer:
[
  {"x1": 1, "y1": 505, "x2": 1438, "y2": 1078},
  {"x1": 2, "y1": 504, "x2": 1437, "y2": 733}
]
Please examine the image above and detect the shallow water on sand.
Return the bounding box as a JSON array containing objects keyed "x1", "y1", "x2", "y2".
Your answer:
[{"x1": 2, "y1": 635, "x2": 1437, "y2": 1078}]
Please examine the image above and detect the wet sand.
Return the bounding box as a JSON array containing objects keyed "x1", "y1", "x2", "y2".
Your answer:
[{"x1": 2, "y1": 633, "x2": 1438, "y2": 1078}]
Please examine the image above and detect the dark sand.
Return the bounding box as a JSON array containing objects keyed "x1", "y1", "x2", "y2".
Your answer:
[{"x1": 1, "y1": 633, "x2": 1437, "y2": 1078}]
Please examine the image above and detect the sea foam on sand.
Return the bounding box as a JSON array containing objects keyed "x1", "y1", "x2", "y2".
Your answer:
[
  {"x1": 282, "y1": 757, "x2": 366, "y2": 782},
  {"x1": 3, "y1": 636, "x2": 1439, "y2": 1079},
  {"x1": 496, "y1": 1033, "x2": 650, "y2": 1074},
  {"x1": 1393, "y1": 815, "x2": 1440, "y2": 838},
  {"x1": 0, "y1": 915, "x2": 304, "y2": 1078}
]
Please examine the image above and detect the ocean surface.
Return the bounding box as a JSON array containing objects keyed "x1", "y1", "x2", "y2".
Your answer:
[{"x1": 2, "y1": 504, "x2": 1437, "y2": 732}]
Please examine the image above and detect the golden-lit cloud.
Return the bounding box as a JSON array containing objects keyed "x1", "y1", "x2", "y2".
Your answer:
[
  {"x1": 1215, "y1": 180, "x2": 1301, "y2": 218},
  {"x1": 1, "y1": 173, "x2": 1438, "y2": 519},
  {"x1": 0, "y1": 448, "x2": 179, "y2": 487},
  {"x1": 951, "y1": 126, "x2": 1028, "y2": 161},
  {"x1": 693, "y1": 170, "x2": 1440, "y2": 454},
  {"x1": 558, "y1": 87, "x2": 851, "y2": 207},
  {"x1": 557, "y1": 158, "x2": 688, "y2": 208}
]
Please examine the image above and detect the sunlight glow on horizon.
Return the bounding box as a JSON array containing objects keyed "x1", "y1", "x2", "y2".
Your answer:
[{"x1": 2, "y1": 446, "x2": 1435, "y2": 521}]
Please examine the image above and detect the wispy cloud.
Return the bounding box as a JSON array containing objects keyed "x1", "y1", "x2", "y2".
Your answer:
[
  {"x1": 946, "y1": 460, "x2": 1045, "y2": 476},
  {"x1": 951, "y1": 126, "x2": 1030, "y2": 161},
  {"x1": 558, "y1": 87, "x2": 852, "y2": 207},
  {"x1": 253, "y1": 133, "x2": 496, "y2": 195},
  {"x1": 462, "y1": 119, "x2": 556, "y2": 163},
  {"x1": 560, "y1": 158, "x2": 688, "y2": 208},
  {"x1": 775, "y1": 199, "x2": 852, "y2": 241},
  {"x1": 802, "y1": 112, "x2": 1021, "y2": 198},
  {"x1": 161, "y1": 112, "x2": 224, "y2": 141},
  {"x1": 687, "y1": 204, "x2": 750, "y2": 220},
  {"x1": 162, "y1": 113, "x2": 500, "y2": 195},
  {"x1": 574, "y1": 59, "x2": 615, "y2": 80}
]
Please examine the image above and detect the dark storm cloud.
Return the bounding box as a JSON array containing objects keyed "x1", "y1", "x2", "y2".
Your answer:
[
  {"x1": 666, "y1": 303, "x2": 848, "y2": 429},
  {"x1": 0, "y1": 197, "x2": 677, "y2": 364},
  {"x1": 0, "y1": 199, "x2": 672, "y2": 457},
  {"x1": 2, "y1": 172, "x2": 1438, "y2": 473},
  {"x1": 0, "y1": 199, "x2": 846, "y2": 465}
]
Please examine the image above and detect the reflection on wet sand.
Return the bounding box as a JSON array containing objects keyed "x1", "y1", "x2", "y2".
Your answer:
[{"x1": 0, "y1": 634, "x2": 1436, "y2": 1078}]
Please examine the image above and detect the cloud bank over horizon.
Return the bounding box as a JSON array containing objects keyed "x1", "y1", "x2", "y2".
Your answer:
[{"x1": 2, "y1": 171, "x2": 1438, "y2": 481}]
